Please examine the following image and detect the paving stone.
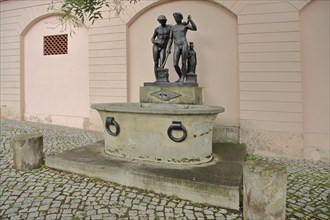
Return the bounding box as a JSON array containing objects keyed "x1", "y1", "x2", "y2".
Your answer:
[
  {"x1": 186, "y1": 213, "x2": 196, "y2": 219},
  {"x1": 152, "y1": 197, "x2": 160, "y2": 202},
  {"x1": 28, "y1": 212, "x2": 39, "y2": 218},
  {"x1": 45, "y1": 214, "x2": 57, "y2": 220},
  {"x1": 86, "y1": 209, "x2": 96, "y2": 216},
  {"x1": 98, "y1": 208, "x2": 109, "y2": 214},
  {"x1": 215, "y1": 216, "x2": 226, "y2": 220},
  {"x1": 91, "y1": 215, "x2": 103, "y2": 220},
  {"x1": 294, "y1": 212, "x2": 305, "y2": 218},
  {"x1": 184, "y1": 209, "x2": 194, "y2": 214},
  {"x1": 39, "y1": 205, "x2": 50, "y2": 211},
  {"x1": 175, "y1": 207, "x2": 183, "y2": 213},
  {"x1": 143, "y1": 196, "x2": 152, "y2": 203},
  {"x1": 165, "y1": 212, "x2": 174, "y2": 217},
  {"x1": 204, "y1": 209, "x2": 214, "y2": 215},
  {"x1": 132, "y1": 204, "x2": 139, "y2": 210},
  {"x1": 167, "y1": 202, "x2": 176, "y2": 208},
  {"x1": 160, "y1": 199, "x2": 167, "y2": 206},
  {"x1": 156, "y1": 206, "x2": 165, "y2": 211},
  {"x1": 139, "y1": 204, "x2": 147, "y2": 211},
  {"x1": 156, "y1": 212, "x2": 164, "y2": 217},
  {"x1": 195, "y1": 212, "x2": 205, "y2": 218}
]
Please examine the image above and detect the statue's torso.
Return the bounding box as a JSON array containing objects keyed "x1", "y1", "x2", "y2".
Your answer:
[
  {"x1": 172, "y1": 24, "x2": 188, "y2": 46},
  {"x1": 155, "y1": 25, "x2": 171, "y2": 48}
]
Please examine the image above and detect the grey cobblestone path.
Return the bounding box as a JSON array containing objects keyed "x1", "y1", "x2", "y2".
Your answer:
[{"x1": 1, "y1": 119, "x2": 329, "y2": 219}]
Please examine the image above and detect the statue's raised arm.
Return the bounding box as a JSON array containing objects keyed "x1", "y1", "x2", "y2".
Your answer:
[{"x1": 187, "y1": 15, "x2": 197, "y2": 31}]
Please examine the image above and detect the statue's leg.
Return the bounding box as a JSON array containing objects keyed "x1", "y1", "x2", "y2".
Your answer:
[
  {"x1": 159, "y1": 48, "x2": 166, "y2": 67},
  {"x1": 180, "y1": 43, "x2": 189, "y2": 82},
  {"x1": 153, "y1": 45, "x2": 160, "y2": 79},
  {"x1": 173, "y1": 47, "x2": 182, "y2": 80}
]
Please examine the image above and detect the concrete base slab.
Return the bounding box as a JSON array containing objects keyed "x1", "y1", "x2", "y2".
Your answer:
[{"x1": 45, "y1": 141, "x2": 245, "y2": 210}]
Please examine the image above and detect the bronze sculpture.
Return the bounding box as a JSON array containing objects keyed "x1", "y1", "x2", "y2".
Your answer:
[
  {"x1": 151, "y1": 15, "x2": 171, "y2": 80},
  {"x1": 150, "y1": 13, "x2": 197, "y2": 85},
  {"x1": 167, "y1": 13, "x2": 197, "y2": 83}
]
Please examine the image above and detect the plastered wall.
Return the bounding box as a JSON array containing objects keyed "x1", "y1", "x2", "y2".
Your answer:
[{"x1": 1, "y1": 0, "x2": 329, "y2": 162}]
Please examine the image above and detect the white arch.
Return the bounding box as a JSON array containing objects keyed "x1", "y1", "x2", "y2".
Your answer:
[{"x1": 125, "y1": 0, "x2": 238, "y2": 26}]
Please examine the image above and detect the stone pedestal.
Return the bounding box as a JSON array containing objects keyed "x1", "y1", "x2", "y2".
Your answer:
[
  {"x1": 140, "y1": 85, "x2": 203, "y2": 104},
  {"x1": 12, "y1": 134, "x2": 44, "y2": 170},
  {"x1": 185, "y1": 73, "x2": 197, "y2": 84},
  {"x1": 155, "y1": 68, "x2": 169, "y2": 83},
  {"x1": 243, "y1": 160, "x2": 287, "y2": 220}
]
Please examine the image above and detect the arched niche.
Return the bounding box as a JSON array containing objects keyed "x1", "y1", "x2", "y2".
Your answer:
[
  {"x1": 23, "y1": 15, "x2": 90, "y2": 127},
  {"x1": 127, "y1": 0, "x2": 239, "y2": 126}
]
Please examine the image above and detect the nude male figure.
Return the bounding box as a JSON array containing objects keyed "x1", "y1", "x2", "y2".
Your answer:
[
  {"x1": 167, "y1": 12, "x2": 197, "y2": 82},
  {"x1": 151, "y1": 15, "x2": 171, "y2": 80}
]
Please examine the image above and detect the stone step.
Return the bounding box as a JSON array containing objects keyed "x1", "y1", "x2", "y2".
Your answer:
[{"x1": 45, "y1": 141, "x2": 246, "y2": 210}]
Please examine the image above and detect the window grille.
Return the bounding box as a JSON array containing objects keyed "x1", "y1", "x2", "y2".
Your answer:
[{"x1": 43, "y1": 34, "x2": 68, "y2": 55}]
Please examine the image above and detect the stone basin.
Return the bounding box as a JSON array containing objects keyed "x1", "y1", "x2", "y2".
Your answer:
[{"x1": 91, "y1": 103, "x2": 224, "y2": 164}]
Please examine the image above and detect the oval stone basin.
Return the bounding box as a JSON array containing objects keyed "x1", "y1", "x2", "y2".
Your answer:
[{"x1": 91, "y1": 103, "x2": 224, "y2": 164}]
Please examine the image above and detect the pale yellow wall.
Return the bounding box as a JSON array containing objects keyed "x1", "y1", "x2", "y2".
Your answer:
[
  {"x1": 301, "y1": 0, "x2": 330, "y2": 161},
  {"x1": 24, "y1": 15, "x2": 89, "y2": 128},
  {"x1": 128, "y1": 0, "x2": 239, "y2": 126}
]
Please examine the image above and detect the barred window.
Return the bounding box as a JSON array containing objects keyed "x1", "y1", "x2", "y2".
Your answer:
[{"x1": 43, "y1": 34, "x2": 68, "y2": 55}]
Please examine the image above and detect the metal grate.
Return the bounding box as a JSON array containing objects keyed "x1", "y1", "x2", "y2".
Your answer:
[{"x1": 43, "y1": 34, "x2": 68, "y2": 55}]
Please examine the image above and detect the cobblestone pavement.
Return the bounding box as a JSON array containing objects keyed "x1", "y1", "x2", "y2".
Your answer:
[{"x1": 1, "y1": 119, "x2": 329, "y2": 220}]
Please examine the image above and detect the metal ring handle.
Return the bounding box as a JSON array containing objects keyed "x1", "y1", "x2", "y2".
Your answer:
[
  {"x1": 105, "y1": 117, "x2": 120, "y2": 136},
  {"x1": 167, "y1": 121, "x2": 187, "y2": 142}
]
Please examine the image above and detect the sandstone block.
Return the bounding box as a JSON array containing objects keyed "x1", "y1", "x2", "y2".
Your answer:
[
  {"x1": 212, "y1": 125, "x2": 240, "y2": 143},
  {"x1": 12, "y1": 134, "x2": 44, "y2": 170},
  {"x1": 243, "y1": 160, "x2": 287, "y2": 220}
]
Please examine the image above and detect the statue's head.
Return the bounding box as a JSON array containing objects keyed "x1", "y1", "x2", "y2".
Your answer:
[
  {"x1": 189, "y1": 42, "x2": 194, "y2": 49},
  {"x1": 173, "y1": 12, "x2": 183, "y2": 22},
  {"x1": 157, "y1": 15, "x2": 167, "y2": 25},
  {"x1": 157, "y1": 15, "x2": 167, "y2": 22}
]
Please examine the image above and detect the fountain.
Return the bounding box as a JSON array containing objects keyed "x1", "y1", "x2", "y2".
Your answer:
[
  {"x1": 46, "y1": 13, "x2": 245, "y2": 210},
  {"x1": 92, "y1": 13, "x2": 223, "y2": 164}
]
